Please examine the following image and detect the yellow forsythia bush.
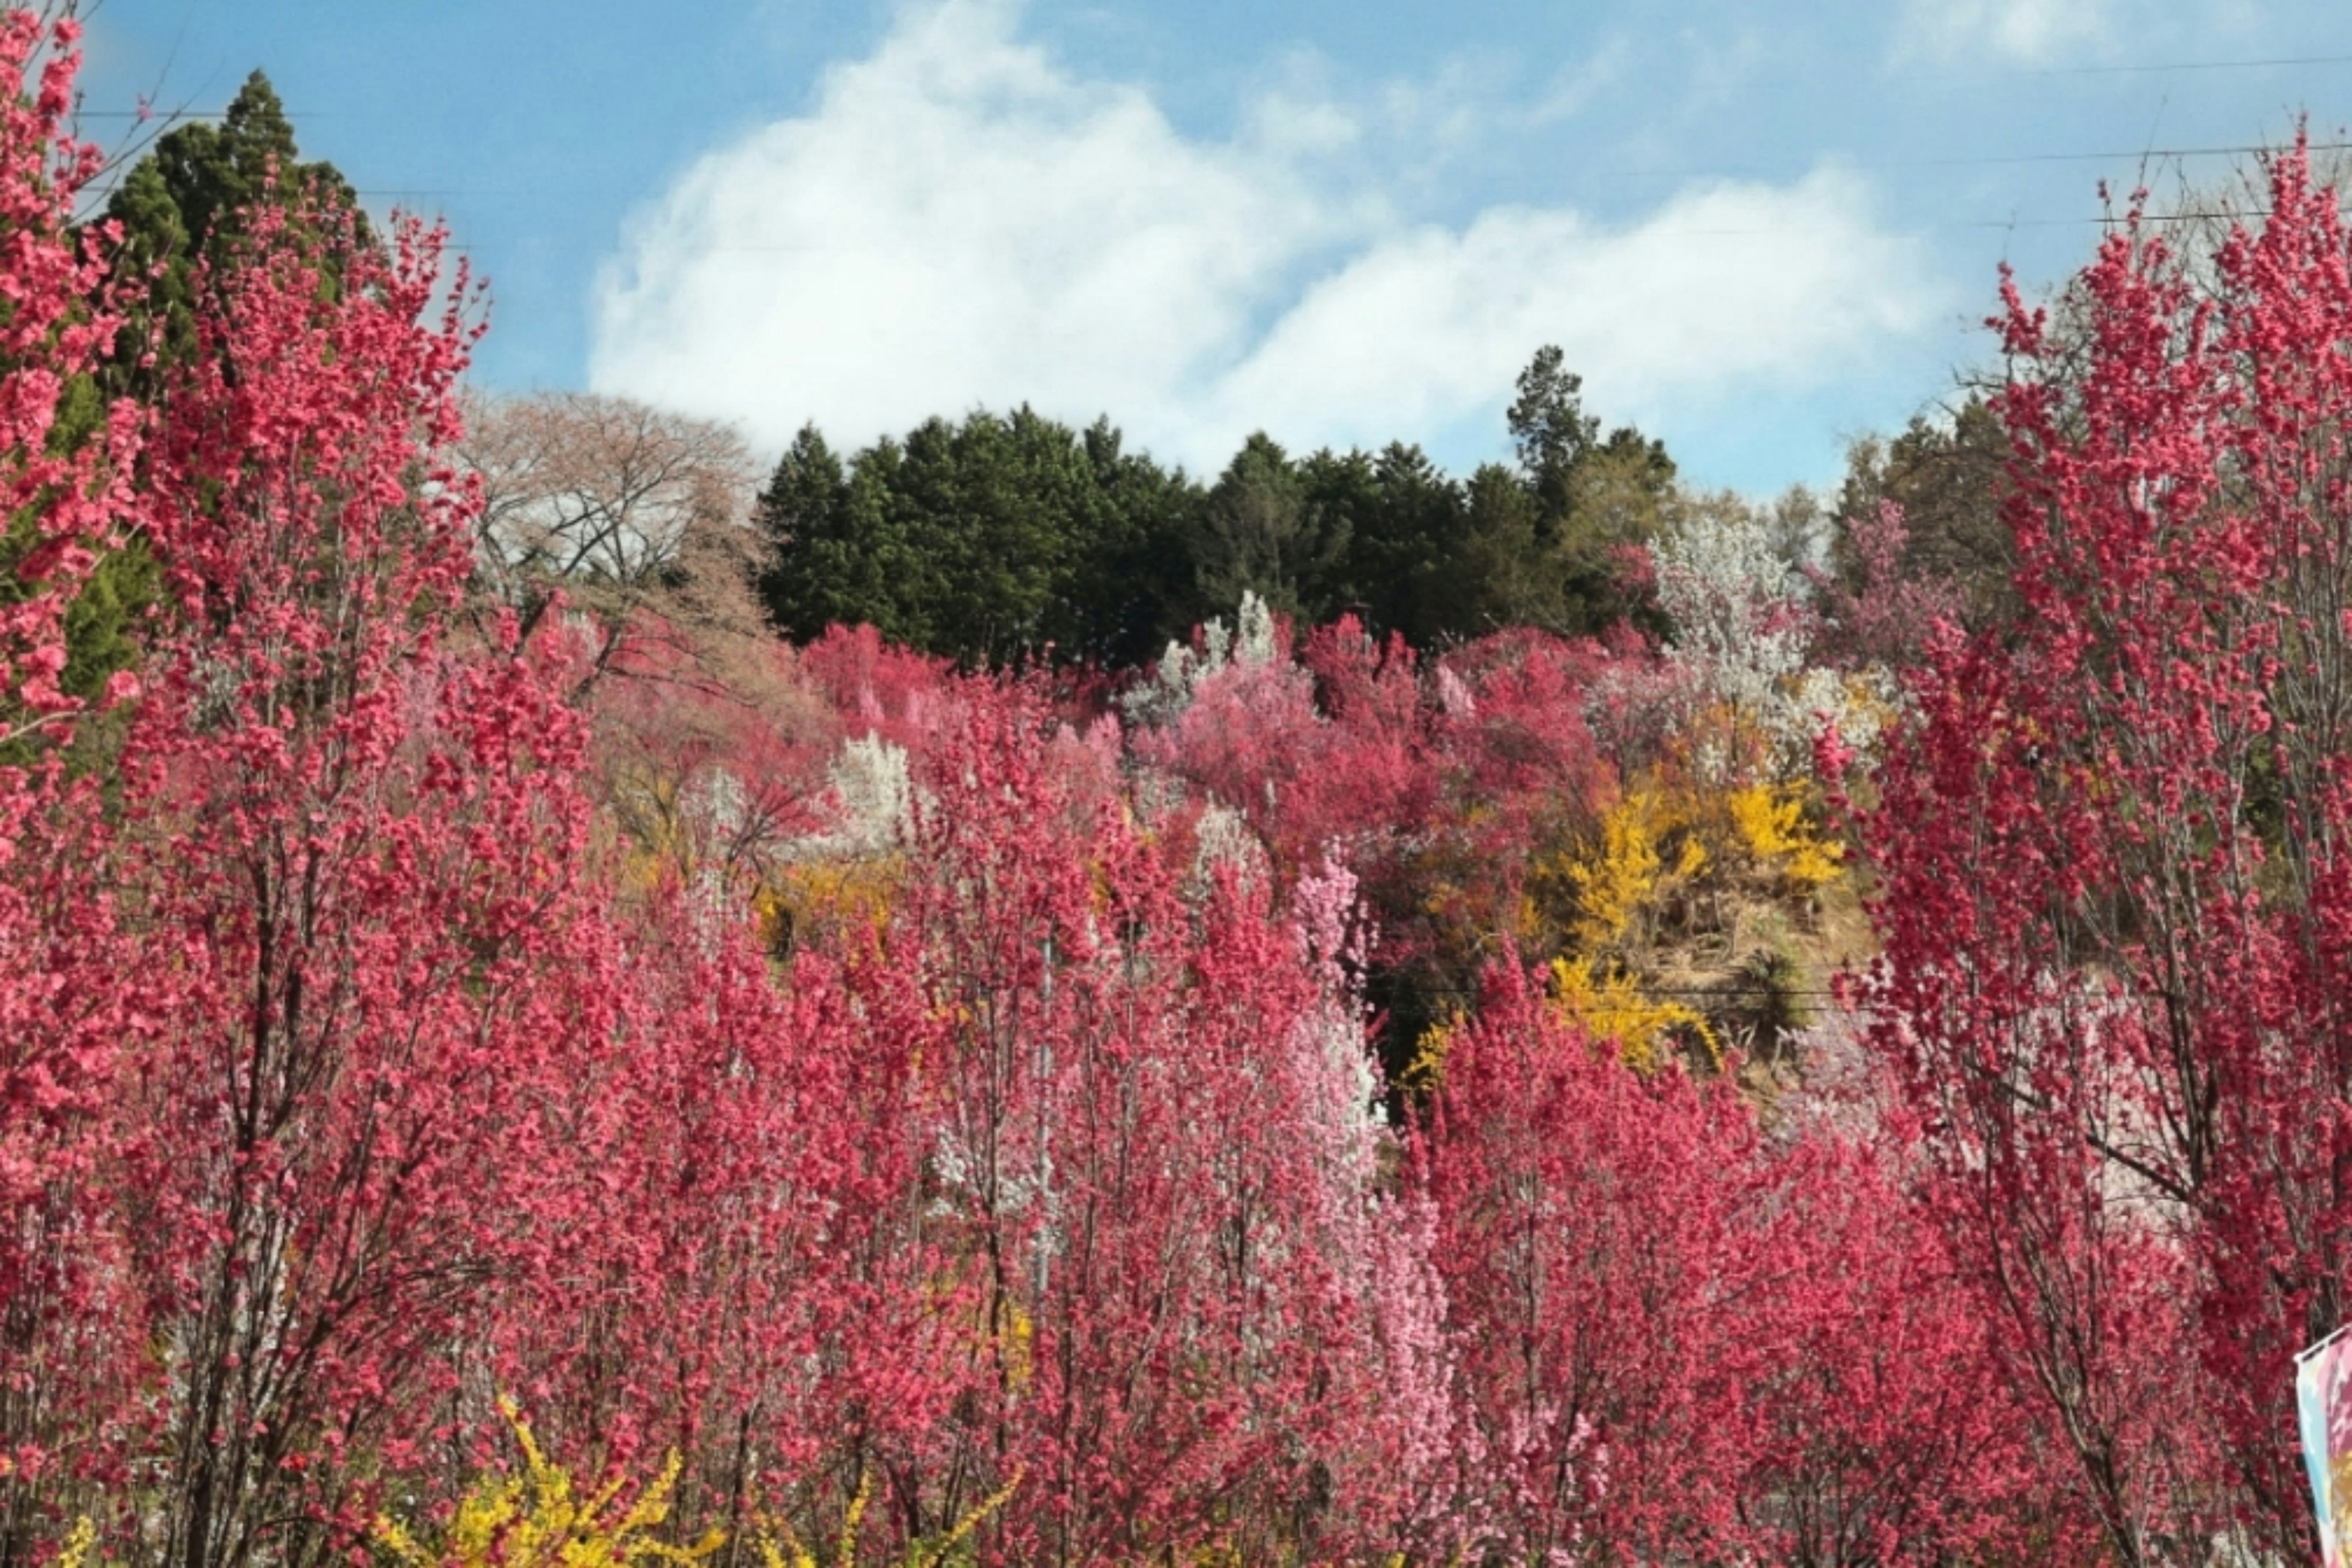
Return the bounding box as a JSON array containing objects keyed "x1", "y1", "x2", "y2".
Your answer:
[
  {"x1": 1401, "y1": 1011, "x2": 1465, "y2": 1093},
  {"x1": 1561, "y1": 791, "x2": 1705, "y2": 952},
  {"x1": 1725, "y1": 783, "x2": 1842, "y2": 893},
  {"x1": 48, "y1": 1520, "x2": 96, "y2": 1568},
  {"x1": 769, "y1": 854, "x2": 902, "y2": 951},
  {"x1": 1549, "y1": 957, "x2": 1719, "y2": 1074},
  {"x1": 757, "y1": 1467, "x2": 1022, "y2": 1568},
  {"x1": 376, "y1": 1400, "x2": 720, "y2": 1568}
]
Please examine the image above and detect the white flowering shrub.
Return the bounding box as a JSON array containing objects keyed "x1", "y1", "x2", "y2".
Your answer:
[
  {"x1": 1190, "y1": 799, "x2": 1270, "y2": 892},
  {"x1": 792, "y1": 733, "x2": 911, "y2": 858},
  {"x1": 1646, "y1": 501, "x2": 1896, "y2": 781},
  {"x1": 1120, "y1": 590, "x2": 1278, "y2": 728}
]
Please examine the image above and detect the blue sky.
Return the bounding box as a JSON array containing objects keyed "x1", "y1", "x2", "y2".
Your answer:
[{"x1": 75, "y1": 0, "x2": 2351, "y2": 494}]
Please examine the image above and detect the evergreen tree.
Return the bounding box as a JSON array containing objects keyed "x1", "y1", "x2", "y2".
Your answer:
[
  {"x1": 1831, "y1": 397, "x2": 2013, "y2": 630},
  {"x1": 1191, "y1": 432, "x2": 1350, "y2": 628},
  {"x1": 1065, "y1": 417, "x2": 1201, "y2": 666},
  {"x1": 1447, "y1": 462, "x2": 1548, "y2": 633},
  {"x1": 757, "y1": 353, "x2": 1685, "y2": 665},
  {"x1": 1555, "y1": 428, "x2": 1677, "y2": 639},
  {"x1": 757, "y1": 409, "x2": 1202, "y2": 666},
  {"x1": 1338, "y1": 443, "x2": 1463, "y2": 645},
  {"x1": 1499, "y1": 349, "x2": 1679, "y2": 639},
  {"x1": 102, "y1": 72, "x2": 366, "y2": 391},
  {"x1": 1506, "y1": 344, "x2": 1600, "y2": 534},
  {"x1": 10, "y1": 72, "x2": 358, "y2": 769}
]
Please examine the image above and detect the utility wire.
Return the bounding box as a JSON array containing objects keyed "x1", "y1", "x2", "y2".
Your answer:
[
  {"x1": 74, "y1": 78, "x2": 2352, "y2": 252},
  {"x1": 355, "y1": 140, "x2": 2352, "y2": 256},
  {"x1": 2020, "y1": 52, "x2": 2352, "y2": 75},
  {"x1": 74, "y1": 44, "x2": 2352, "y2": 124},
  {"x1": 329, "y1": 138, "x2": 2352, "y2": 204},
  {"x1": 418, "y1": 208, "x2": 2318, "y2": 255}
]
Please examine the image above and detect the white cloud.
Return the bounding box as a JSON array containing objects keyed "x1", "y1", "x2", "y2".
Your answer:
[
  {"x1": 592, "y1": 0, "x2": 1354, "y2": 461},
  {"x1": 1199, "y1": 172, "x2": 1939, "y2": 462},
  {"x1": 591, "y1": 0, "x2": 1942, "y2": 477},
  {"x1": 1892, "y1": 0, "x2": 2114, "y2": 63}
]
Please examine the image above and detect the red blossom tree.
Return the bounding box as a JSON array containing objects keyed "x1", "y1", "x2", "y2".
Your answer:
[
  {"x1": 826, "y1": 679, "x2": 1419, "y2": 1564},
  {"x1": 1416, "y1": 961, "x2": 2056, "y2": 1564},
  {"x1": 37, "y1": 13, "x2": 2352, "y2": 1562},
  {"x1": 1868, "y1": 138, "x2": 2352, "y2": 1562},
  {"x1": 0, "y1": 12, "x2": 147, "y2": 1560},
  {"x1": 478, "y1": 880, "x2": 962, "y2": 1559},
  {"x1": 1806, "y1": 500, "x2": 1964, "y2": 672},
  {"x1": 101, "y1": 194, "x2": 666, "y2": 1568},
  {"x1": 1733, "y1": 1129, "x2": 2073, "y2": 1564},
  {"x1": 1126, "y1": 609, "x2": 1455, "y2": 880},
  {"x1": 1412, "y1": 962, "x2": 1767, "y2": 1561}
]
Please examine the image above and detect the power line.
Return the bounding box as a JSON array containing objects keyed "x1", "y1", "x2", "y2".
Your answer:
[
  {"x1": 412, "y1": 197, "x2": 2333, "y2": 252},
  {"x1": 1855, "y1": 138, "x2": 2350, "y2": 170},
  {"x1": 331, "y1": 140, "x2": 2352, "y2": 257},
  {"x1": 427, "y1": 209, "x2": 2295, "y2": 253},
  {"x1": 2021, "y1": 52, "x2": 2352, "y2": 76},
  {"x1": 1645, "y1": 208, "x2": 2306, "y2": 238},
  {"x1": 57, "y1": 43, "x2": 2352, "y2": 154},
  {"x1": 333, "y1": 138, "x2": 2352, "y2": 205},
  {"x1": 1563, "y1": 139, "x2": 2352, "y2": 183},
  {"x1": 72, "y1": 90, "x2": 2352, "y2": 258},
  {"x1": 70, "y1": 107, "x2": 336, "y2": 119},
  {"x1": 78, "y1": 46, "x2": 2352, "y2": 129}
]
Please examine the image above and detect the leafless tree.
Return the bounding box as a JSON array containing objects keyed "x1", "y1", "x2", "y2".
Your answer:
[{"x1": 455, "y1": 390, "x2": 770, "y2": 696}]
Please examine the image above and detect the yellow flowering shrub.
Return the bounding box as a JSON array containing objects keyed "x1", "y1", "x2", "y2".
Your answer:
[
  {"x1": 757, "y1": 1473, "x2": 871, "y2": 1568},
  {"x1": 752, "y1": 882, "x2": 796, "y2": 958},
  {"x1": 1548, "y1": 957, "x2": 1719, "y2": 1074},
  {"x1": 758, "y1": 1466, "x2": 1021, "y2": 1568},
  {"x1": 1400, "y1": 1012, "x2": 1465, "y2": 1093},
  {"x1": 50, "y1": 1520, "x2": 97, "y2": 1568},
  {"x1": 1727, "y1": 783, "x2": 1842, "y2": 892},
  {"x1": 993, "y1": 1297, "x2": 1035, "y2": 1393},
  {"x1": 376, "y1": 1399, "x2": 720, "y2": 1568},
  {"x1": 1560, "y1": 791, "x2": 1705, "y2": 952},
  {"x1": 771, "y1": 854, "x2": 902, "y2": 950}
]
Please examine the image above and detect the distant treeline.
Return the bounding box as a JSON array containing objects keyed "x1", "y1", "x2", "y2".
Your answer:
[
  {"x1": 754, "y1": 347, "x2": 1679, "y2": 667},
  {"x1": 754, "y1": 346, "x2": 2017, "y2": 669}
]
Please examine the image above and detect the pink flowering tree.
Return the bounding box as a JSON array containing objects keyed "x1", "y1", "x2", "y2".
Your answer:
[
  {"x1": 824, "y1": 678, "x2": 1419, "y2": 1564},
  {"x1": 0, "y1": 13, "x2": 149, "y2": 1560},
  {"x1": 1868, "y1": 139, "x2": 2352, "y2": 1562},
  {"x1": 1412, "y1": 962, "x2": 1768, "y2": 1561}
]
